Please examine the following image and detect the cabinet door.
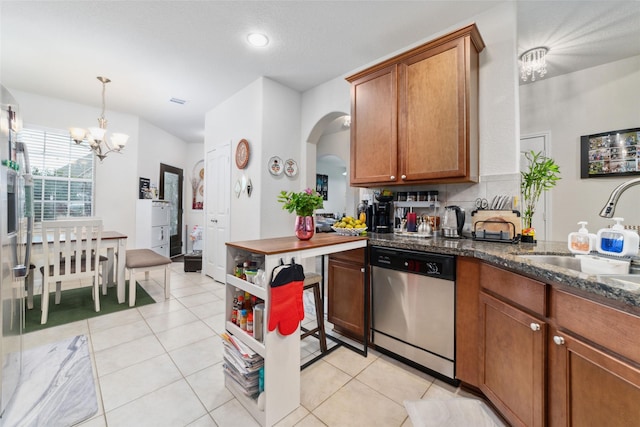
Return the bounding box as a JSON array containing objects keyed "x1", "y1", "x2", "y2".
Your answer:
[
  {"x1": 151, "y1": 225, "x2": 168, "y2": 247},
  {"x1": 549, "y1": 329, "x2": 640, "y2": 427},
  {"x1": 480, "y1": 292, "x2": 546, "y2": 427},
  {"x1": 455, "y1": 257, "x2": 481, "y2": 387},
  {"x1": 398, "y1": 37, "x2": 472, "y2": 182},
  {"x1": 349, "y1": 64, "x2": 398, "y2": 185},
  {"x1": 327, "y1": 257, "x2": 365, "y2": 340}
]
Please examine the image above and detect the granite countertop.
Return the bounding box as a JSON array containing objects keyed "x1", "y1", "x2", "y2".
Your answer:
[{"x1": 367, "y1": 232, "x2": 640, "y2": 311}]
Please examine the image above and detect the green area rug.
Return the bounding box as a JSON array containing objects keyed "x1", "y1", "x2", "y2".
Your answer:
[{"x1": 24, "y1": 281, "x2": 155, "y2": 332}]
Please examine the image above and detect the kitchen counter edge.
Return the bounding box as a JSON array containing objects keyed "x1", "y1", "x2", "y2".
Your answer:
[{"x1": 367, "y1": 233, "x2": 640, "y2": 312}]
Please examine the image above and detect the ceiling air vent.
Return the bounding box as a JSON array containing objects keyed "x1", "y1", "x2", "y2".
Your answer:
[{"x1": 169, "y1": 98, "x2": 186, "y2": 105}]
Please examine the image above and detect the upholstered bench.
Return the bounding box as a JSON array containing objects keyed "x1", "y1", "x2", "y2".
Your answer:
[{"x1": 125, "y1": 249, "x2": 171, "y2": 307}]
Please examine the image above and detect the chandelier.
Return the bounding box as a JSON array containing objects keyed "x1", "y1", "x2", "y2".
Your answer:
[
  {"x1": 70, "y1": 76, "x2": 129, "y2": 161},
  {"x1": 519, "y1": 47, "x2": 549, "y2": 82}
]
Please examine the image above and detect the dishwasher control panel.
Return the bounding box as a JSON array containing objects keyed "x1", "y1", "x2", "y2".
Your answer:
[{"x1": 370, "y1": 246, "x2": 455, "y2": 280}]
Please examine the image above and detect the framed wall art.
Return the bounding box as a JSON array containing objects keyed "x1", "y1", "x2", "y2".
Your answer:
[
  {"x1": 581, "y1": 127, "x2": 640, "y2": 178},
  {"x1": 316, "y1": 174, "x2": 328, "y2": 200}
]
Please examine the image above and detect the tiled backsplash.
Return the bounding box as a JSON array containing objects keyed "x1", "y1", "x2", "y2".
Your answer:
[{"x1": 359, "y1": 173, "x2": 521, "y2": 234}]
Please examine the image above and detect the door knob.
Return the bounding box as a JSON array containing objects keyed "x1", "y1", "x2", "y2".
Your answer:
[
  {"x1": 530, "y1": 323, "x2": 541, "y2": 331},
  {"x1": 553, "y1": 336, "x2": 565, "y2": 346}
]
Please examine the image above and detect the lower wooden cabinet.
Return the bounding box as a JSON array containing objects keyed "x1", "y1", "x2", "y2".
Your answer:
[
  {"x1": 457, "y1": 260, "x2": 640, "y2": 426},
  {"x1": 479, "y1": 292, "x2": 546, "y2": 427},
  {"x1": 327, "y1": 248, "x2": 366, "y2": 341},
  {"x1": 548, "y1": 328, "x2": 640, "y2": 427}
]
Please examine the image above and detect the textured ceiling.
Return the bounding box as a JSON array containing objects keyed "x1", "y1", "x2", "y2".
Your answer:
[{"x1": 1, "y1": 1, "x2": 639, "y2": 144}]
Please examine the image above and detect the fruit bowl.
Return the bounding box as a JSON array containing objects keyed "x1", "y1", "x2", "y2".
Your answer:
[{"x1": 331, "y1": 226, "x2": 367, "y2": 236}]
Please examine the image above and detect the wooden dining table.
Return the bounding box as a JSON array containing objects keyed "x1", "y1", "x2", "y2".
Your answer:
[{"x1": 29, "y1": 231, "x2": 128, "y2": 304}]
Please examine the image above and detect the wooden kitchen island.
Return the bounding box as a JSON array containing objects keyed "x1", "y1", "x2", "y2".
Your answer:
[{"x1": 224, "y1": 234, "x2": 368, "y2": 427}]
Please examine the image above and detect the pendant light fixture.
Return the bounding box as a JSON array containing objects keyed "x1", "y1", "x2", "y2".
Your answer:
[
  {"x1": 70, "y1": 76, "x2": 129, "y2": 161},
  {"x1": 519, "y1": 47, "x2": 549, "y2": 82}
]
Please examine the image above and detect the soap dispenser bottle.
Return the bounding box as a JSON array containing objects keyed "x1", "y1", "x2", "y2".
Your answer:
[
  {"x1": 568, "y1": 221, "x2": 596, "y2": 254},
  {"x1": 597, "y1": 217, "x2": 640, "y2": 257}
]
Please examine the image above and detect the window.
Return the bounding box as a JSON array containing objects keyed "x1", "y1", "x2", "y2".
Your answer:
[{"x1": 18, "y1": 127, "x2": 95, "y2": 222}]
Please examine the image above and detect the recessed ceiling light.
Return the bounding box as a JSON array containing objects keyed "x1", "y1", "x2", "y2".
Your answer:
[{"x1": 247, "y1": 33, "x2": 269, "y2": 47}]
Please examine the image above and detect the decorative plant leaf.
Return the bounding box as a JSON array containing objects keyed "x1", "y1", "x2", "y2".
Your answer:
[{"x1": 520, "y1": 150, "x2": 561, "y2": 230}]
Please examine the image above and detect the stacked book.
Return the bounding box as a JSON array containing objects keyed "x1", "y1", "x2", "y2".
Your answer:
[{"x1": 222, "y1": 332, "x2": 264, "y2": 398}]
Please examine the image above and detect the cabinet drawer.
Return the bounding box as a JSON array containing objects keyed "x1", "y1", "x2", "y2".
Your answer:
[
  {"x1": 329, "y1": 248, "x2": 365, "y2": 265},
  {"x1": 152, "y1": 204, "x2": 170, "y2": 226},
  {"x1": 480, "y1": 263, "x2": 546, "y2": 316},
  {"x1": 151, "y1": 226, "x2": 169, "y2": 247},
  {"x1": 551, "y1": 288, "x2": 640, "y2": 364}
]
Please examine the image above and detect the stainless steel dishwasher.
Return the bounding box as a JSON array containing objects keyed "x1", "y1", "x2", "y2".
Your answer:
[{"x1": 370, "y1": 246, "x2": 457, "y2": 383}]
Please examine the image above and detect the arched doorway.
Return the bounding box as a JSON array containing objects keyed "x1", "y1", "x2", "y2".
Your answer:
[{"x1": 307, "y1": 112, "x2": 358, "y2": 217}]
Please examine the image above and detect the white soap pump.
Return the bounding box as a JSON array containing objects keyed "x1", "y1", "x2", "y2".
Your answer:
[
  {"x1": 568, "y1": 221, "x2": 596, "y2": 254},
  {"x1": 596, "y1": 217, "x2": 639, "y2": 257}
]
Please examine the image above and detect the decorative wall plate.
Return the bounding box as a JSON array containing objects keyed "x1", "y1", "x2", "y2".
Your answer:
[
  {"x1": 268, "y1": 156, "x2": 283, "y2": 176},
  {"x1": 234, "y1": 180, "x2": 242, "y2": 198},
  {"x1": 284, "y1": 159, "x2": 298, "y2": 177},
  {"x1": 235, "y1": 139, "x2": 250, "y2": 169}
]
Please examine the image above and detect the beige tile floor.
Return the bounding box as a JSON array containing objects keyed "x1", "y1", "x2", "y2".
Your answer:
[{"x1": 23, "y1": 262, "x2": 500, "y2": 427}]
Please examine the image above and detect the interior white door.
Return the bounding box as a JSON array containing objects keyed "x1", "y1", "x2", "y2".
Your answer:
[
  {"x1": 205, "y1": 143, "x2": 230, "y2": 282},
  {"x1": 520, "y1": 133, "x2": 549, "y2": 241}
]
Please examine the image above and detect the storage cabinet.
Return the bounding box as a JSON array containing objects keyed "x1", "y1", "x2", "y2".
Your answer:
[
  {"x1": 346, "y1": 24, "x2": 484, "y2": 187},
  {"x1": 459, "y1": 260, "x2": 640, "y2": 426},
  {"x1": 548, "y1": 289, "x2": 640, "y2": 426},
  {"x1": 479, "y1": 292, "x2": 546, "y2": 427},
  {"x1": 477, "y1": 263, "x2": 547, "y2": 427},
  {"x1": 136, "y1": 200, "x2": 170, "y2": 257},
  {"x1": 225, "y1": 235, "x2": 367, "y2": 426},
  {"x1": 327, "y1": 248, "x2": 366, "y2": 341},
  {"x1": 455, "y1": 256, "x2": 481, "y2": 387}
]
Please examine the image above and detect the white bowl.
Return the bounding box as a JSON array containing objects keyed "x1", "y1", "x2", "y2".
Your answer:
[{"x1": 331, "y1": 226, "x2": 367, "y2": 236}]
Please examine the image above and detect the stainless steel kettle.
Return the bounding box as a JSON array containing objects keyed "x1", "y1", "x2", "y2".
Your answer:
[{"x1": 442, "y1": 205, "x2": 465, "y2": 238}]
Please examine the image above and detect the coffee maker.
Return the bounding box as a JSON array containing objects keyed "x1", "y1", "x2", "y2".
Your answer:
[{"x1": 372, "y1": 201, "x2": 393, "y2": 233}]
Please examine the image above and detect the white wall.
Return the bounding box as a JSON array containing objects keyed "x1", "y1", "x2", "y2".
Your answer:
[
  {"x1": 316, "y1": 129, "x2": 351, "y2": 215},
  {"x1": 205, "y1": 79, "x2": 262, "y2": 242},
  {"x1": 9, "y1": 89, "x2": 189, "y2": 247},
  {"x1": 205, "y1": 77, "x2": 301, "y2": 241},
  {"x1": 260, "y1": 78, "x2": 302, "y2": 238},
  {"x1": 520, "y1": 55, "x2": 640, "y2": 241},
  {"x1": 316, "y1": 158, "x2": 347, "y2": 216},
  {"x1": 300, "y1": 2, "x2": 520, "y2": 228},
  {"x1": 185, "y1": 142, "x2": 205, "y2": 252}
]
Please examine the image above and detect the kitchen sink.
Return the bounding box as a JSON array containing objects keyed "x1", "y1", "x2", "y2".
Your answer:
[
  {"x1": 599, "y1": 274, "x2": 640, "y2": 291},
  {"x1": 518, "y1": 255, "x2": 582, "y2": 272}
]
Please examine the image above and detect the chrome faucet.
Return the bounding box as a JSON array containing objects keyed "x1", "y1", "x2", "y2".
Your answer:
[{"x1": 600, "y1": 177, "x2": 640, "y2": 218}]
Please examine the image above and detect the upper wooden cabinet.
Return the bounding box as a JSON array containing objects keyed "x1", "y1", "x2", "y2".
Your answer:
[{"x1": 346, "y1": 24, "x2": 484, "y2": 187}]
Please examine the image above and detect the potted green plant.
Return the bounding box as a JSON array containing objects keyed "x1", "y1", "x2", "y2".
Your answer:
[
  {"x1": 520, "y1": 150, "x2": 561, "y2": 242},
  {"x1": 277, "y1": 188, "x2": 324, "y2": 240}
]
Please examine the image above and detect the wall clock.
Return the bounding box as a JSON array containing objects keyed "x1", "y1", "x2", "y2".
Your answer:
[{"x1": 235, "y1": 139, "x2": 250, "y2": 169}]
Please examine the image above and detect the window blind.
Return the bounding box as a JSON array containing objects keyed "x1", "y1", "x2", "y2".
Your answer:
[{"x1": 18, "y1": 127, "x2": 95, "y2": 222}]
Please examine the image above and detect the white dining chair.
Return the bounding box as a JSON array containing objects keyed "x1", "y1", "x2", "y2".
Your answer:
[{"x1": 39, "y1": 218, "x2": 103, "y2": 324}]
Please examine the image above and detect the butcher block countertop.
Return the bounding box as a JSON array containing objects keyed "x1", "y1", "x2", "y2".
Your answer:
[{"x1": 226, "y1": 234, "x2": 368, "y2": 255}]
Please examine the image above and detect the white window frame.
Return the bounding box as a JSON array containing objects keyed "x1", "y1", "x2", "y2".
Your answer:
[{"x1": 18, "y1": 125, "x2": 96, "y2": 223}]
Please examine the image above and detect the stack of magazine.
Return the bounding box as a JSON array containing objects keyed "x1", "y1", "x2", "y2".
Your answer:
[{"x1": 222, "y1": 332, "x2": 264, "y2": 398}]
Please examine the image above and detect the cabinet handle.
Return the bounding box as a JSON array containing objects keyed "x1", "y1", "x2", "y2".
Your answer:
[
  {"x1": 401, "y1": 174, "x2": 407, "y2": 180},
  {"x1": 360, "y1": 268, "x2": 365, "y2": 273},
  {"x1": 211, "y1": 219, "x2": 218, "y2": 223},
  {"x1": 160, "y1": 228, "x2": 164, "y2": 240},
  {"x1": 390, "y1": 175, "x2": 395, "y2": 180},
  {"x1": 530, "y1": 323, "x2": 541, "y2": 331},
  {"x1": 553, "y1": 336, "x2": 565, "y2": 346}
]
